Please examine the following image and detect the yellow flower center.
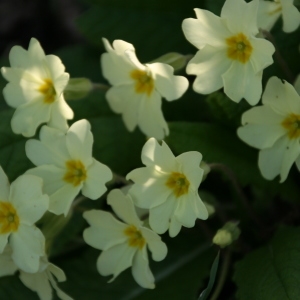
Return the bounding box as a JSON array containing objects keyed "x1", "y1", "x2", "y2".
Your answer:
[
  {"x1": 226, "y1": 33, "x2": 253, "y2": 64},
  {"x1": 130, "y1": 69, "x2": 154, "y2": 96},
  {"x1": 281, "y1": 113, "x2": 300, "y2": 139},
  {"x1": 0, "y1": 202, "x2": 20, "y2": 234},
  {"x1": 38, "y1": 78, "x2": 56, "y2": 104},
  {"x1": 124, "y1": 225, "x2": 146, "y2": 250},
  {"x1": 165, "y1": 172, "x2": 190, "y2": 198},
  {"x1": 63, "y1": 160, "x2": 87, "y2": 186}
]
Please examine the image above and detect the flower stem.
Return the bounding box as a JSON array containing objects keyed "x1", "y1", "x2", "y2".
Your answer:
[
  {"x1": 262, "y1": 30, "x2": 295, "y2": 83},
  {"x1": 209, "y1": 249, "x2": 231, "y2": 300},
  {"x1": 208, "y1": 163, "x2": 264, "y2": 228}
]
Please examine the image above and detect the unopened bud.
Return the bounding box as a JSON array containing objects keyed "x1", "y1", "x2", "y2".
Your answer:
[
  {"x1": 64, "y1": 78, "x2": 93, "y2": 100},
  {"x1": 212, "y1": 221, "x2": 240, "y2": 248},
  {"x1": 148, "y1": 52, "x2": 189, "y2": 71}
]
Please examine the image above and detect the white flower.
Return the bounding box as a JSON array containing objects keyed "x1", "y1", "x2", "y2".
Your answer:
[
  {"x1": 182, "y1": 0, "x2": 275, "y2": 105},
  {"x1": 257, "y1": 0, "x2": 300, "y2": 33},
  {"x1": 237, "y1": 76, "x2": 300, "y2": 182},
  {"x1": 0, "y1": 167, "x2": 48, "y2": 273},
  {"x1": 101, "y1": 38, "x2": 189, "y2": 140},
  {"x1": 126, "y1": 138, "x2": 208, "y2": 237},
  {"x1": 25, "y1": 119, "x2": 112, "y2": 216},
  {"x1": 0, "y1": 246, "x2": 72, "y2": 300},
  {"x1": 1, "y1": 38, "x2": 73, "y2": 137},
  {"x1": 83, "y1": 189, "x2": 167, "y2": 289}
]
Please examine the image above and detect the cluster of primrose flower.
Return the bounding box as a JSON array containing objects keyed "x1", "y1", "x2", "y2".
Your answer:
[{"x1": 0, "y1": 0, "x2": 299, "y2": 299}]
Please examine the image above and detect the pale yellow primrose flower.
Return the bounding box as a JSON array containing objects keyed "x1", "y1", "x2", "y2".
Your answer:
[
  {"x1": 257, "y1": 0, "x2": 300, "y2": 33},
  {"x1": 0, "y1": 167, "x2": 48, "y2": 273},
  {"x1": 25, "y1": 119, "x2": 112, "y2": 216},
  {"x1": 101, "y1": 38, "x2": 189, "y2": 140},
  {"x1": 182, "y1": 0, "x2": 275, "y2": 105},
  {"x1": 237, "y1": 76, "x2": 300, "y2": 182},
  {"x1": 0, "y1": 246, "x2": 72, "y2": 300},
  {"x1": 126, "y1": 138, "x2": 208, "y2": 237},
  {"x1": 83, "y1": 189, "x2": 167, "y2": 289},
  {"x1": 1, "y1": 38, "x2": 73, "y2": 137}
]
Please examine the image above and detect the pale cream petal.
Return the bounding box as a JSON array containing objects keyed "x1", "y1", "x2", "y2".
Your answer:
[
  {"x1": 263, "y1": 77, "x2": 300, "y2": 114},
  {"x1": 19, "y1": 271, "x2": 52, "y2": 300},
  {"x1": 223, "y1": 61, "x2": 261, "y2": 105},
  {"x1": 82, "y1": 159, "x2": 112, "y2": 200},
  {"x1": 280, "y1": 138, "x2": 300, "y2": 182},
  {"x1": 49, "y1": 184, "x2": 81, "y2": 216},
  {"x1": 0, "y1": 245, "x2": 18, "y2": 276},
  {"x1": 169, "y1": 216, "x2": 182, "y2": 237},
  {"x1": 25, "y1": 165, "x2": 65, "y2": 196},
  {"x1": 131, "y1": 249, "x2": 155, "y2": 289},
  {"x1": 221, "y1": 0, "x2": 259, "y2": 35},
  {"x1": 47, "y1": 99, "x2": 72, "y2": 132},
  {"x1": 174, "y1": 194, "x2": 198, "y2": 228},
  {"x1": 257, "y1": 1, "x2": 281, "y2": 31},
  {"x1": 250, "y1": 38, "x2": 275, "y2": 73},
  {"x1": 66, "y1": 119, "x2": 93, "y2": 165},
  {"x1": 107, "y1": 189, "x2": 142, "y2": 226},
  {"x1": 138, "y1": 91, "x2": 169, "y2": 140},
  {"x1": 149, "y1": 196, "x2": 177, "y2": 234},
  {"x1": 106, "y1": 85, "x2": 140, "y2": 131},
  {"x1": 10, "y1": 225, "x2": 45, "y2": 273},
  {"x1": 0, "y1": 233, "x2": 9, "y2": 253},
  {"x1": 148, "y1": 63, "x2": 188, "y2": 101},
  {"x1": 175, "y1": 151, "x2": 203, "y2": 189},
  {"x1": 258, "y1": 135, "x2": 289, "y2": 181},
  {"x1": 127, "y1": 169, "x2": 171, "y2": 209},
  {"x1": 96, "y1": 243, "x2": 136, "y2": 280},
  {"x1": 182, "y1": 10, "x2": 229, "y2": 49},
  {"x1": 195, "y1": 194, "x2": 209, "y2": 220},
  {"x1": 9, "y1": 174, "x2": 48, "y2": 225},
  {"x1": 11, "y1": 100, "x2": 51, "y2": 137},
  {"x1": 140, "y1": 227, "x2": 167, "y2": 261},
  {"x1": 282, "y1": 1, "x2": 300, "y2": 33},
  {"x1": 141, "y1": 138, "x2": 177, "y2": 171},
  {"x1": 187, "y1": 46, "x2": 230, "y2": 94},
  {"x1": 83, "y1": 210, "x2": 127, "y2": 251},
  {"x1": 48, "y1": 263, "x2": 66, "y2": 282},
  {"x1": 101, "y1": 38, "x2": 135, "y2": 86},
  {"x1": 25, "y1": 134, "x2": 68, "y2": 167},
  {"x1": 0, "y1": 166, "x2": 10, "y2": 201}
]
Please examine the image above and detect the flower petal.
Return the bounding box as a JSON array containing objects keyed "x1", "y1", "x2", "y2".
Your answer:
[
  {"x1": 149, "y1": 196, "x2": 177, "y2": 234},
  {"x1": 237, "y1": 106, "x2": 286, "y2": 149},
  {"x1": 257, "y1": 1, "x2": 281, "y2": 31},
  {"x1": 148, "y1": 63, "x2": 188, "y2": 101},
  {"x1": 282, "y1": 1, "x2": 300, "y2": 33},
  {"x1": 221, "y1": 0, "x2": 259, "y2": 35},
  {"x1": 96, "y1": 243, "x2": 136, "y2": 281},
  {"x1": 11, "y1": 99, "x2": 51, "y2": 137},
  {"x1": 19, "y1": 271, "x2": 52, "y2": 300},
  {"x1": 131, "y1": 249, "x2": 155, "y2": 289},
  {"x1": 107, "y1": 189, "x2": 142, "y2": 227},
  {"x1": 83, "y1": 210, "x2": 127, "y2": 251},
  {"x1": 0, "y1": 233, "x2": 9, "y2": 253},
  {"x1": 105, "y1": 85, "x2": 139, "y2": 131},
  {"x1": 9, "y1": 174, "x2": 48, "y2": 225},
  {"x1": 141, "y1": 138, "x2": 177, "y2": 171},
  {"x1": 187, "y1": 46, "x2": 230, "y2": 94},
  {"x1": 140, "y1": 227, "x2": 167, "y2": 261},
  {"x1": 10, "y1": 224, "x2": 45, "y2": 273},
  {"x1": 258, "y1": 135, "x2": 295, "y2": 182},
  {"x1": 82, "y1": 159, "x2": 112, "y2": 200},
  {"x1": 138, "y1": 91, "x2": 169, "y2": 140},
  {"x1": 182, "y1": 10, "x2": 230, "y2": 49},
  {"x1": 49, "y1": 184, "x2": 81, "y2": 216},
  {"x1": 169, "y1": 216, "x2": 182, "y2": 237},
  {"x1": 127, "y1": 168, "x2": 171, "y2": 209},
  {"x1": 0, "y1": 245, "x2": 17, "y2": 276},
  {"x1": 66, "y1": 119, "x2": 93, "y2": 165}
]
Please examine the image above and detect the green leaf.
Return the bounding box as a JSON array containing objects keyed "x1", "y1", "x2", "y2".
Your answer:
[
  {"x1": 234, "y1": 226, "x2": 300, "y2": 300},
  {"x1": 198, "y1": 251, "x2": 220, "y2": 300},
  {"x1": 166, "y1": 122, "x2": 300, "y2": 203}
]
